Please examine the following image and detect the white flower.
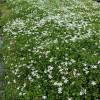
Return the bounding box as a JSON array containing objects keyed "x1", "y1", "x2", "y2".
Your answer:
[
  {"x1": 31, "y1": 72, "x2": 36, "y2": 76},
  {"x1": 23, "y1": 83, "x2": 26, "y2": 87},
  {"x1": 68, "y1": 97, "x2": 72, "y2": 100},
  {"x1": 44, "y1": 69, "x2": 47, "y2": 73},
  {"x1": 17, "y1": 87, "x2": 20, "y2": 90},
  {"x1": 58, "y1": 87, "x2": 63, "y2": 94},
  {"x1": 36, "y1": 74, "x2": 40, "y2": 79},
  {"x1": 19, "y1": 92, "x2": 22, "y2": 96},
  {"x1": 43, "y1": 96, "x2": 47, "y2": 99},
  {"x1": 98, "y1": 61, "x2": 100, "y2": 64},
  {"x1": 47, "y1": 66, "x2": 54, "y2": 71},
  {"x1": 53, "y1": 38, "x2": 58, "y2": 43},
  {"x1": 13, "y1": 79, "x2": 16, "y2": 83},
  {"x1": 38, "y1": 85, "x2": 40, "y2": 88},
  {"x1": 70, "y1": 59, "x2": 75, "y2": 63},
  {"x1": 23, "y1": 93, "x2": 26, "y2": 95},
  {"x1": 91, "y1": 81, "x2": 96, "y2": 85},
  {"x1": 12, "y1": 32, "x2": 17, "y2": 35},
  {"x1": 5, "y1": 76, "x2": 8, "y2": 78},
  {"x1": 54, "y1": 81, "x2": 58, "y2": 85},
  {"x1": 70, "y1": 82, "x2": 75, "y2": 86},
  {"x1": 11, "y1": 63, "x2": 13, "y2": 66},
  {"x1": 82, "y1": 48, "x2": 86, "y2": 50},
  {"x1": 21, "y1": 87, "x2": 24, "y2": 91},
  {"x1": 70, "y1": 35, "x2": 77, "y2": 42},
  {"x1": 91, "y1": 65, "x2": 97, "y2": 68},
  {"x1": 62, "y1": 76, "x2": 66, "y2": 80},
  {"x1": 80, "y1": 88, "x2": 86, "y2": 95},
  {"x1": 76, "y1": 73, "x2": 80, "y2": 76},
  {"x1": 85, "y1": 70, "x2": 89, "y2": 74},
  {"x1": 8, "y1": 81, "x2": 10, "y2": 84},
  {"x1": 83, "y1": 63, "x2": 87, "y2": 66},
  {"x1": 64, "y1": 79, "x2": 69, "y2": 84},
  {"x1": 17, "y1": 75, "x2": 21, "y2": 77},
  {"x1": 64, "y1": 62, "x2": 68, "y2": 66},
  {"x1": 48, "y1": 74, "x2": 53, "y2": 79},
  {"x1": 54, "y1": 81, "x2": 63, "y2": 87},
  {"x1": 68, "y1": 62, "x2": 72, "y2": 65},
  {"x1": 45, "y1": 51, "x2": 50, "y2": 55},
  {"x1": 49, "y1": 57, "x2": 53, "y2": 62},
  {"x1": 65, "y1": 57, "x2": 68, "y2": 60},
  {"x1": 58, "y1": 66, "x2": 62, "y2": 69},
  {"x1": 56, "y1": 47, "x2": 59, "y2": 49}
]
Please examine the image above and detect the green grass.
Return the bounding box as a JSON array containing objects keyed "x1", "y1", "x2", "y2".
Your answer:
[{"x1": 0, "y1": 0, "x2": 100, "y2": 99}]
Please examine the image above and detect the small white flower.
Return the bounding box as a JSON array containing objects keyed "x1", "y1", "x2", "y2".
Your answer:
[
  {"x1": 11, "y1": 63, "x2": 13, "y2": 66},
  {"x1": 31, "y1": 72, "x2": 36, "y2": 76},
  {"x1": 58, "y1": 66, "x2": 61, "y2": 69},
  {"x1": 91, "y1": 65, "x2": 97, "y2": 68},
  {"x1": 59, "y1": 68, "x2": 63, "y2": 72},
  {"x1": 62, "y1": 76, "x2": 66, "y2": 80},
  {"x1": 98, "y1": 61, "x2": 100, "y2": 64},
  {"x1": 56, "y1": 47, "x2": 59, "y2": 49},
  {"x1": 80, "y1": 88, "x2": 86, "y2": 95},
  {"x1": 70, "y1": 59, "x2": 75, "y2": 63},
  {"x1": 58, "y1": 87, "x2": 63, "y2": 94},
  {"x1": 85, "y1": 70, "x2": 89, "y2": 74},
  {"x1": 48, "y1": 74, "x2": 53, "y2": 79},
  {"x1": 49, "y1": 57, "x2": 53, "y2": 62},
  {"x1": 64, "y1": 62, "x2": 68, "y2": 66},
  {"x1": 54, "y1": 81, "x2": 58, "y2": 85},
  {"x1": 13, "y1": 79, "x2": 16, "y2": 83},
  {"x1": 43, "y1": 96, "x2": 47, "y2": 99},
  {"x1": 8, "y1": 81, "x2": 10, "y2": 84},
  {"x1": 21, "y1": 87, "x2": 24, "y2": 91},
  {"x1": 98, "y1": 46, "x2": 100, "y2": 48},
  {"x1": 53, "y1": 38, "x2": 58, "y2": 43},
  {"x1": 68, "y1": 62, "x2": 72, "y2": 65},
  {"x1": 19, "y1": 92, "x2": 22, "y2": 96},
  {"x1": 36, "y1": 74, "x2": 40, "y2": 79},
  {"x1": 45, "y1": 80, "x2": 47, "y2": 82},
  {"x1": 44, "y1": 69, "x2": 47, "y2": 73},
  {"x1": 39, "y1": 55, "x2": 42, "y2": 58},
  {"x1": 91, "y1": 81, "x2": 96, "y2": 85},
  {"x1": 5, "y1": 76, "x2": 8, "y2": 78},
  {"x1": 83, "y1": 63, "x2": 87, "y2": 66},
  {"x1": 23, "y1": 93, "x2": 26, "y2": 95},
  {"x1": 12, "y1": 32, "x2": 17, "y2": 35},
  {"x1": 17, "y1": 87, "x2": 20, "y2": 90},
  {"x1": 38, "y1": 85, "x2": 40, "y2": 88},
  {"x1": 31, "y1": 60, "x2": 34, "y2": 63},
  {"x1": 68, "y1": 97, "x2": 72, "y2": 100},
  {"x1": 70, "y1": 35, "x2": 77, "y2": 42},
  {"x1": 47, "y1": 66, "x2": 54, "y2": 71},
  {"x1": 65, "y1": 57, "x2": 68, "y2": 60},
  {"x1": 30, "y1": 79, "x2": 34, "y2": 83},
  {"x1": 23, "y1": 83, "x2": 26, "y2": 87},
  {"x1": 70, "y1": 82, "x2": 75, "y2": 86},
  {"x1": 76, "y1": 73, "x2": 80, "y2": 76},
  {"x1": 15, "y1": 69, "x2": 19, "y2": 72},
  {"x1": 82, "y1": 48, "x2": 86, "y2": 50},
  {"x1": 28, "y1": 76, "x2": 32, "y2": 80},
  {"x1": 95, "y1": 42, "x2": 97, "y2": 45},
  {"x1": 65, "y1": 40, "x2": 68, "y2": 43},
  {"x1": 57, "y1": 82, "x2": 63, "y2": 87},
  {"x1": 64, "y1": 79, "x2": 69, "y2": 84},
  {"x1": 17, "y1": 75, "x2": 21, "y2": 77},
  {"x1": 27, "y1": 66, "x2": 30, "y2": 69}
]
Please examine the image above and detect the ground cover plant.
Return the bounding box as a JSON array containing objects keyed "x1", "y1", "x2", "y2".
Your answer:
[{"x1": 0, "y1": 0, "x2": 100, "y2": 99}]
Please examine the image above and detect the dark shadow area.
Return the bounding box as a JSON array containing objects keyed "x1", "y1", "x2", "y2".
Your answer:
[
  {"x1": 93, "y1": 0, "x2": 100, "y2": 3},
  {"x1": 0, "y1": 0, "x2": 7, "y2": 4}
]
